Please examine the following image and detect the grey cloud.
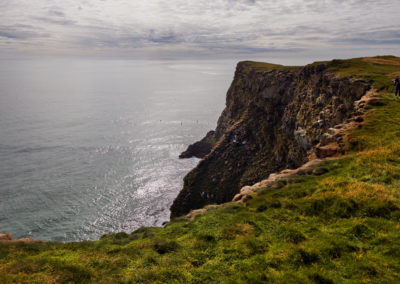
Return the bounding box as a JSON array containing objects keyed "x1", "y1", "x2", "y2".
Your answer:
[
  {"x1": 0, "y1": 31, "x2": 27, "y2": 39},
  {"x1": 226, "y1": 0, "x2": 257, "y2": 7},
  {"x1": 32, "y1": 16, "x2": 76, "y2": 26},
  {"x1": 0, "y1": 25, "x2": 49, "y2": 40},
  {"x1": 0, "y1": 0, "x2": 398, "y2": 58},
  {"x1": 210, "y1": 45, "x2": 304, "y2": 54},
  {"x1": 339, "y1": 38, "x2": 400, "y2": 45},
  {"x1": 48, "y1": 9, "x2": 66, "y2": 17},
  {"x1": 72, "y1": 31, "x2": 147, "y2": 49},
  {"x1": 149, "y1": 34, "x2": 180, "y2": 44},
  {"x1": 330, "y1": 28, "x2": 400, "y2": 46}
]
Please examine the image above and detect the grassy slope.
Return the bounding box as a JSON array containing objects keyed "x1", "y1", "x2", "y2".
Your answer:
[{"x1": 1, "y1": 56, "x2": 400, "y2": 283}]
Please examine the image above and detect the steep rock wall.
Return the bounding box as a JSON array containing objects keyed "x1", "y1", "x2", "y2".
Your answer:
[{"x1": 171, "y1": 61, "x2": 370, "y2": 217}]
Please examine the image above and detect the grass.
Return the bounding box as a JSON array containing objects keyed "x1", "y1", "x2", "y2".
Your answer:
[
  {"x1": 240, "y1": 60, "x2": 301, "y2": 72},
  {"x1": 1, "y1": 56, "x2": 400, "y2": 283},
  {"x1": 325, "y1": 55, "x2": 400, "y2": 91}
]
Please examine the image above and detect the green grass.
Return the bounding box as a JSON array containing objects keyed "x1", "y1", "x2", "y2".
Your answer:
[
  {"x1": 240, "y1": 60, "x2": 301, "y2": 72},
  {"x1": 325, "y1": 55, "x2": 400, "y2": 91},
  {"x1": 1, "y1": 56, "x2": 400, "y2": 283}
]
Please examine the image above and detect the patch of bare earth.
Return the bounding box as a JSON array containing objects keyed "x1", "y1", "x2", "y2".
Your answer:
[{"x1": 362, "y1": 57, "x2": 400, "y2": 66}]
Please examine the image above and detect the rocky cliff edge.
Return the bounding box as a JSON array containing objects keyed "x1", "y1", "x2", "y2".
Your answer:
[{"x1": 171, "y1": 60, "x2": 371, "y2": 217}]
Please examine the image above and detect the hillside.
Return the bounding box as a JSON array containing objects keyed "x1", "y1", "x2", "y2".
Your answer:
[{"x1": 1, "y1": 56, "x2": 400, "y2": 283}]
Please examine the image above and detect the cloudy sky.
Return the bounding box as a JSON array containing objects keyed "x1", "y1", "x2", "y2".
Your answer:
[{"x1": 0, "y1": 0, "x2": 399, "y2": 61}]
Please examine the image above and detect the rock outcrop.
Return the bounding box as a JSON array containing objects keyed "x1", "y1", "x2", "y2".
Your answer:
[
  {"x1": 0, "y1": 232, "x2": 42, "y2": 243},
  {"x1": 232, "y1": 159, "x2": 326, "y2": 203},
  {"x1": 179, "y1": 131, "x2": 216, "y2": 159},
  {"x1": 171, "y1": 61, "x2": 370, "y2": 218}
]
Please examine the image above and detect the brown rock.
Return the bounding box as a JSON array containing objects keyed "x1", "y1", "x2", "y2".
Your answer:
[
  {"x1": 367, "y1": 97, "x2": 385, "y2": 106},
  {"x1": 316, "y1": 143, "x2": 342, "y2": 158},
  {"x1": 0, "y1": 232, "x2": 43, "y2": 244},
  {"x1": 0, "y1": 232, "x2": 12, "y2": 241},
  {"x1": 353, "y1": 116, "x2": 364, "y2": 122}
]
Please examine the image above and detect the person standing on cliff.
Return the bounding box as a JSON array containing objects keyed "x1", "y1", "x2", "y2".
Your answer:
[{"x1": 393, "y1": 76, "x2": 400, "y2": 96}]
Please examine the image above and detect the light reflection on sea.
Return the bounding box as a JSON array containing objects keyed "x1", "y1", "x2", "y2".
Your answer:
[{"x1": 0, "y1": 59, "x2": 235, "y2": 241}]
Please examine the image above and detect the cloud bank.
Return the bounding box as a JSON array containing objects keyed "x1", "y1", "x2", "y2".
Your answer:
[{"x1": 0, "y1": 0, "x2": 399, "y2": 60}]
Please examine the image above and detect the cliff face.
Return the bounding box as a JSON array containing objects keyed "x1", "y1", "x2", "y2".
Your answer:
[{"x1": 171, "y1": 61, "x2": 370, "y2": 217}]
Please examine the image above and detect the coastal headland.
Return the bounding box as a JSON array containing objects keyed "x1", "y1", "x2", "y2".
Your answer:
[{"x1": 1, "y1": 56, "x2": 400, "y2": 283}]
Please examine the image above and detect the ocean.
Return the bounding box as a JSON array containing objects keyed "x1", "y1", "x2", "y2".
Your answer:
[{"x1": 0, "y1": 58, "x2": 235, "y2": 242}]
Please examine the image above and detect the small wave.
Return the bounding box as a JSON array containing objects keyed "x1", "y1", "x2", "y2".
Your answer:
[
  {"x1": 13, "y1": 146, "x2": 62, "y2": 154},
  {"x1": 200, "y1": 71, "x2": 220, "y2": 76}
]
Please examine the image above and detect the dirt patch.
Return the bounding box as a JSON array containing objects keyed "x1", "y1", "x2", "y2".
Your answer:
[
  {"x1": 187, "y1": 208, "x2": 207, "y2": 222},
  {"x1": 234, "y1": 223, "x2": 253, "y2": 237},
  {"x1": 363, "y1": 57, "x2": 400, "y2": 66},
  {"x1": 388, "y1": 72, "x2": 400, "y2": 79}
]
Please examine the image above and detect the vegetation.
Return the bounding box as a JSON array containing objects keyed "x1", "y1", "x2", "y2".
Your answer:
[
  {"x1": 240, "y1": 61, "x2": 301, "y2": 72},
  {"x1": 325, "y1": 56, "x2": 400, "y2": 91},
  {"x1": 1, "y1": 56, "x2": 400, "y2": 283}
]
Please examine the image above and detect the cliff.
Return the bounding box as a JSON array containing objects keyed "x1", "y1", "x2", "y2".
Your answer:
[
  {"x1": 1, "y1": 56, "x2": 400, "y2": 283},
  {"x1": 171, "y1": 61, "x2": 370, "y2": 217}
]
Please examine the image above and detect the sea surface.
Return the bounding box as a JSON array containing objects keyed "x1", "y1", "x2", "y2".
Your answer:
[{"x1": 0, "y1": 58, "x2": 235, "y2": 242}]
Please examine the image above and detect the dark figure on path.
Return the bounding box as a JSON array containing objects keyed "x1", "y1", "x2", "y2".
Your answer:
[{"x1": 394, "y1": 76, "x2": 400, "y2": 96}]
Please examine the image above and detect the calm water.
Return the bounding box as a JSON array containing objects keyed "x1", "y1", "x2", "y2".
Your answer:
[{"x1": 0, "y1": 58, "x2": 234, "y2": 241}]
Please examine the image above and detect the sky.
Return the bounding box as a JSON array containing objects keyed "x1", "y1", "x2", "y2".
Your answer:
[{"x1": 0, "y1": 0, "x2": 399, "y2": 62}]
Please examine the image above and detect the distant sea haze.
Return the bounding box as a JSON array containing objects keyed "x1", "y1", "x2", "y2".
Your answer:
[{"x1": 0, "y1": 58, "x2": 235, "y2": 242}]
